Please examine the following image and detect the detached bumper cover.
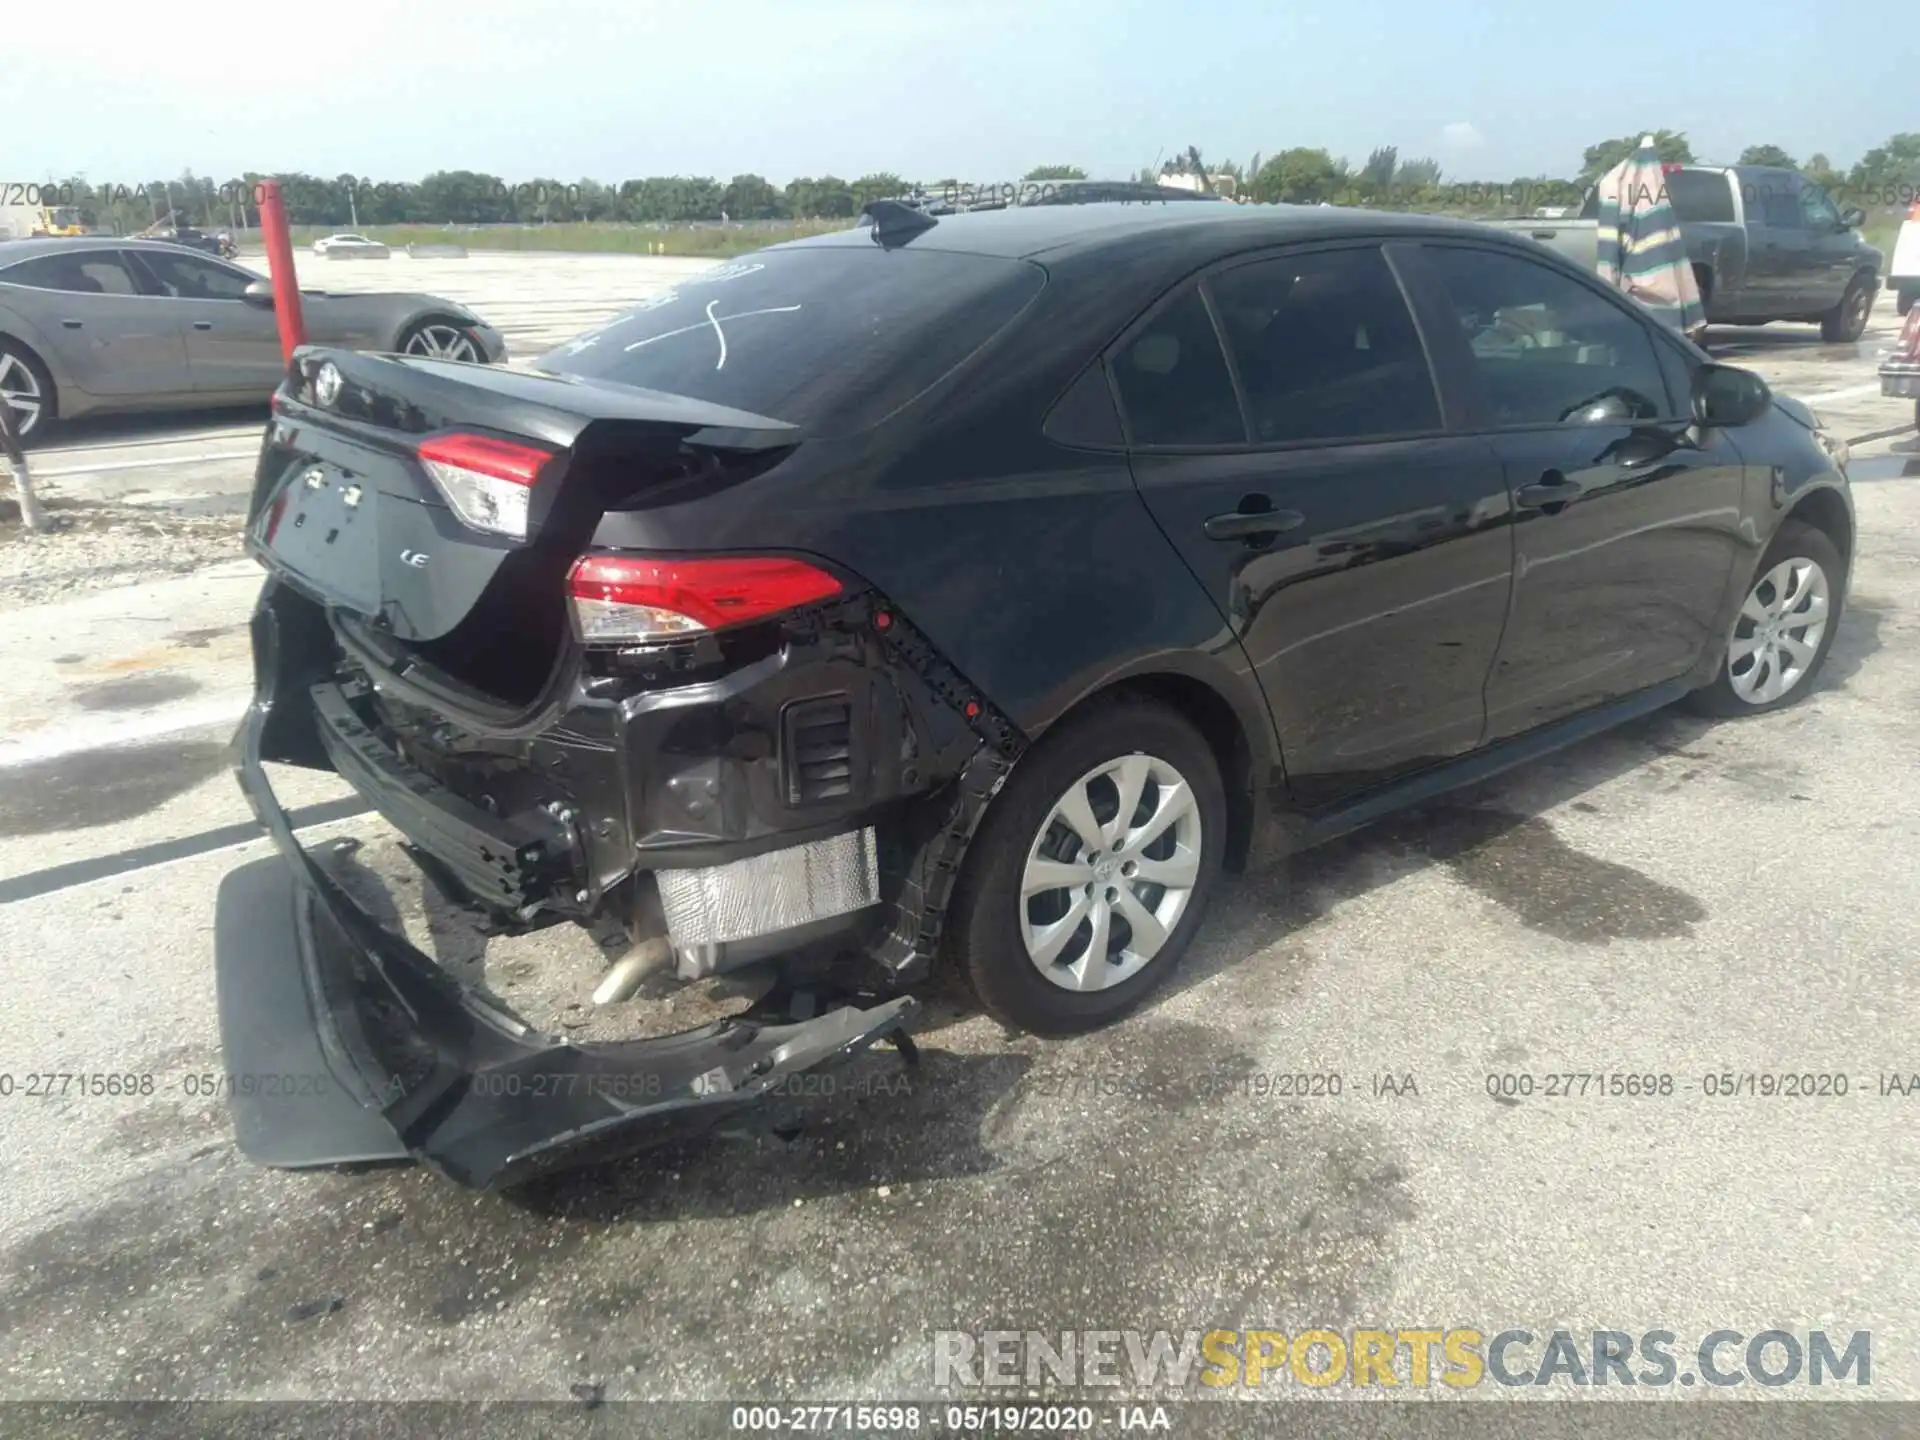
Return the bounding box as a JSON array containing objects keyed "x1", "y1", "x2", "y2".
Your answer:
[{"x1": 217, "y1": 702, "x2": 918, "y2": 1190}]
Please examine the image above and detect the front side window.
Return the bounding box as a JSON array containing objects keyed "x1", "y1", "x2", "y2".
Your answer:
[
  {"x1": 1800, "y1": 185, "x2": 1843, "y2": 231},
  {"x1": 135, "y1": 250, "x2": 256, "y2": 300},
  {"x1": 1207, "y1": 247, "x2": 1441, "y2": 444},
  {"x1": 0, "y1": 251, "x2": 140, "y2": 295},
  {"x1": 1108, "y1": 288, "x2": 1243, "y2": 446},
  {"x1": 1423, "y1": 245, "x2": 1674, "y2": 426}
]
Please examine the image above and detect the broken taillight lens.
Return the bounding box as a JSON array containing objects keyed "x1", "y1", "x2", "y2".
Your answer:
[
  {"x1": 567, "y1": 554, "x2": 842, "y2": 645},
  {"x1": 416, "y1": 432, "x2": 554, "y2": 539}
]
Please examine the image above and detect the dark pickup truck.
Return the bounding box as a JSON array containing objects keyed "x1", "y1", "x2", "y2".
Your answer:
[{"x1": 1491, "y1": 164, "x2": 1883, "y2": 341}]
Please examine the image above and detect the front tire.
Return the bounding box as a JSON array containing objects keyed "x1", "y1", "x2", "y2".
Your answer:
[
  {"x1": 1819, "y1": 275, "x2": 1874, "y2": 343},
  {"x1": 397, "y1": 317, "x2": 485, "y2": 364},
  {"x1": 1686, "y1": 520, "x2": 1844, "y2": 717},
  {"x1": 948, "y1": 696, "x2": 1226, "y2": 1036}
]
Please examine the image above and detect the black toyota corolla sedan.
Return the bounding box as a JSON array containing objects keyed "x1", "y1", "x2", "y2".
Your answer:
[{"x1": 220, "y1": 198, "x2": 1854, "y2": 1187}]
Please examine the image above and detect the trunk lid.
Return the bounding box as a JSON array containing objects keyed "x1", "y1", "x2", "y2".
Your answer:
[{"x1": 248, "y1": 348, "x2": 802, "y2": 701}]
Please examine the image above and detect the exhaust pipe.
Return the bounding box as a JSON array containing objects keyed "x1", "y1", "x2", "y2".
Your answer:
[{"x1": 592, "y1": 935, "x2": 674, "y2": 1005}]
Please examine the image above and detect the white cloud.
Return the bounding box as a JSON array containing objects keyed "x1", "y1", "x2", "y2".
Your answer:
[{"x1": 1440, "y1": 122, "x2": 1486, "y2": 150}]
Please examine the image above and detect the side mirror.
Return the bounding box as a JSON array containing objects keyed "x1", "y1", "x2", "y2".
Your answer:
[
  {"x1": 1839, "y1": 206, "x2": 1865, "y2": 229},
  {"x1": 1693, "y1": 362, "x2": 1771, "y2": 428},
  {"x1": 241, "y1": 279, "x2": 275, "y2": 310}
]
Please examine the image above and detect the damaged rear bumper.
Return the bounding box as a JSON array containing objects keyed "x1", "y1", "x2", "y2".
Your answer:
[{"x1": 217, "y1": 703, "x2": 919, "y2": 1190}]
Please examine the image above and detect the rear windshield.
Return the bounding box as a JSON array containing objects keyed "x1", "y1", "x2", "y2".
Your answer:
[{"x1": 535, "y1": 247, "x2": 1046, "y2": 438}]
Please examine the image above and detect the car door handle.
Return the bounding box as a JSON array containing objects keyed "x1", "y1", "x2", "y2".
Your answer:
[
  {"x1": 193, "y1": 321, "x2": 214, "y2": 330},
  {"x1": 61, "y1": 319, "x2": 82, "y2": 329},
  {"x1": 1204, "y1": 506, "x2": 1304, "y2": 541},
  {"x1": 1516, "y1": 472, "x2": 1583, "y2": 510}
]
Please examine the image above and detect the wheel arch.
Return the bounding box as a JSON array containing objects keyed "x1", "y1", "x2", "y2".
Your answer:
[
  {"x1": 1782, "y1": 483, "x2": 1854, "y2": 581},
  {"x1": 1031, "y1": 660, "x2": 1279, "y2": 874},
  {"x1": 387, "y1": 309, "x2": 470, "y2": 354}
]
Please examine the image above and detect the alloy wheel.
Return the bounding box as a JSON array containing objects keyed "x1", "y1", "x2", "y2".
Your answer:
[
  {"x1": 0, "y1": 352, "x2": 44, "y2": 437},
  {"x1": 1728, "y1": 556, "x2": 1831, "y2": 705},
  {"x1": 1020, "y1": 752, "x2": 1203, "y2": 993},
  {"x1": 403, "y1": 325, "x2": 481, "y2": 362}
]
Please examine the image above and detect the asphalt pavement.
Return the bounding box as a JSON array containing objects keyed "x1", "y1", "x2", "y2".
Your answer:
[{"x1": 2, "y1": 253, "x2": 1918, "y2": 1417}]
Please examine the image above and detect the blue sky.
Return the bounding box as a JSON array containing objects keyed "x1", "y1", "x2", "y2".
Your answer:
[{"x1": 4, "y1": 0, "x2": 1907, "y2": 186}]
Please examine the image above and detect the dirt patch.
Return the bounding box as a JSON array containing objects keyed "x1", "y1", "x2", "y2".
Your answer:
[{"x1": 0, "y1": 739, "x2": 228, "y2": 836}]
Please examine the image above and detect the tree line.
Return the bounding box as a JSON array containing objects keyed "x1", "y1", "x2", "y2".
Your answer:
[
  {"x1": 1153, "y1": 131, "x2": 1920, "y2": 208},
  {"x1": 28, "y1": 131, "x2": 1920, "y2": 233}
]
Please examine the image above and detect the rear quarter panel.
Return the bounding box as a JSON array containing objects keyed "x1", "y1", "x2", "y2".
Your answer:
[
  {"x1": 0, "y1": 294, "x2": 84, "y2": 398},
  {"x1": 581, "y1": 255, "x2": 1284, "y2": 789}
]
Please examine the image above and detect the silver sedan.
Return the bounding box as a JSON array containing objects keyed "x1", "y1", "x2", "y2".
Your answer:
[{"x1": 0, "y1": 237, "x2": 507, "y2": 441}]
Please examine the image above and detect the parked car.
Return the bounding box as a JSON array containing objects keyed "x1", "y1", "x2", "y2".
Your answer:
[
  {"x1": 148, "y1": 225, "x2": 224, "y2": 256},
  {"x1": 1890, "y1": 200, "x2": 1920, "y2": 316},
  {"x1": 0, "y1": 237, "x2": 506, "y2": 441},
  {"x1": 1492, "y1": 164, "x2": 1883, "y2": 340},
  {"x1": 313, "y1": 233, "x2": 391, "y2": 258},
  {"x1": 220, "y1": 201, "x2": 1854, "y2": 1188}
]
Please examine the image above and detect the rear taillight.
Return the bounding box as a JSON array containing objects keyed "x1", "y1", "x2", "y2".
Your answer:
[
  {"x1": 416, "y1": 432, "x2": 555, "y2": 539},
  {"x1": 1901, "y1": 305, "x2": 1920, "y2": 359},
  {"x1": 1908, "y1": 200, "x2": 1920, "y2": 222},
  {"x1": 567, "y1": 554, "x2": 842, "y2": 645}
]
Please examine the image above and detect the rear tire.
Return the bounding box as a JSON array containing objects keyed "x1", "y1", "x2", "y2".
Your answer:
[
  {"x1": 1819, "y1": 275, "x2": 1874, "y2": 342},
  {"x1": 1897, "y1": 288, "x2": 1915, "y2": 318},
  {"x1": 0, "y1": 338, "x2": 55, "y2": 446},
  {"x1": 1685, "y1": 520, "x2": 1845, "y2": 718},
  {"x1": 949, "y1": 696, "x2": 1226, "y2": 1036}
]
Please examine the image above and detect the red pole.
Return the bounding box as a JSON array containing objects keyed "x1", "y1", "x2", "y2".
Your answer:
[{"x1": 254, "y1": 179, "x2": 307, "y2": 363}]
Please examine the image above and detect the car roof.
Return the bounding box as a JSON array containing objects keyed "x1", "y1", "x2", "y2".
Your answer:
[
  {"x1": 783, "y1": 200, "x2": 1537, "y2": 263},
  {"x1": 0, "y1": 236, "x2": 233, "y2": 260}
]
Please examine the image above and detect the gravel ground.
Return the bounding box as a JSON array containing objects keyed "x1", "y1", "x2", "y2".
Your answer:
[{"x1": 0, "y1": 502, "x2": 247, "y2": 610}]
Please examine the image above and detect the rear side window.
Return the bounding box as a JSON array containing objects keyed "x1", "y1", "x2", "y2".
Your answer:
[
  {"x1": 1666, "y1": 170, "x2": 1736, "y2": 223},
  {"x1": 1109, "y1": 288, "x2": 1244, "y2": 446},
  {"x1": 536, "y1": 248, "x2": 1044, "y2": 439},
  {"x1": 1207, "y1": 247, "x2": 1440, "y2": 444},
  {"x1": 0, "y1": 251, "x2": 140, "y2": 295},
  {"x1": 1757, "y1": 187, "x2": 1804, "y2": 229},
  {"x1": 1423, "y1": 245, "x2": 1675, "y2": 426}
]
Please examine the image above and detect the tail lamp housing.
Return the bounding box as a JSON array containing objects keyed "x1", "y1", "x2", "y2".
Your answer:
[
  {"x1": 416, "y1": 432, "x2": 555, "y2": 539},
  {"x1": 1899, "y1": 303, "x2": 1920, "y2": 361},
  {"x1": 567, "y1": 554, "x2": 843, "y2": 645}
]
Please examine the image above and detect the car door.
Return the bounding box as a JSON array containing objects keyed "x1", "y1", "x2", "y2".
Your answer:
[
  {"x1": 0, "y1": 248, "x2": 189, "y2": 397},
  {"x1": 1762, "y1": 183, "x2": 1832, "y2": 314},
  {"x1": 1118, "y1": 241, "x2": 1516, "y2": 809},
  {"x1": 125, "y1": 247, "x2": 283, "y2": 394},
  {"x1": 1798, "y1": 183, "x2": 1862, "y2": 310},
  {"x1": 1410, "y1": 242, "x2": 1747, "y2": 741},
  {"x1": 1740, "y1": 183, "x2": 1811, "y2": 315}
]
